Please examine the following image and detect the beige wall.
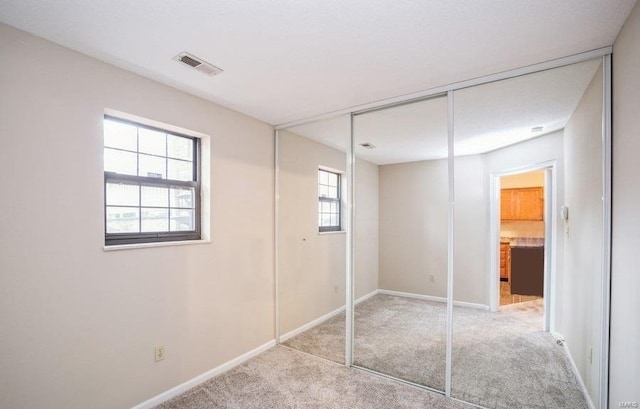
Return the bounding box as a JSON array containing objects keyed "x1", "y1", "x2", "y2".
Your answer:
[
  {"x1": 611, "y1": 1, "x2": 640, "y2": 405},
  {"x1": 0, "y1": 25, "x2": 274, "y2": 409},
  {"x1": 453, "y1": 155, "x2": 489, "y2": 305},
  {"x1": 377, "y1": 154, "x2": 486, "y2": 305},
  {"x1": 562, "y1": 64, "x2": 604, "y2": 405},
  {"x1": 501, "y1": 171, "x2": 545, "y2": 188},
  {"x1": 355, "y1": 158, "x2": 379, "y2": 299},
  {"x1": 378, "y1": 133, "x2": 563, "y2": 307},
  {"x1": 378, "y1": 159, "x2": 449, "y2": 298},
  {"x1": 277, "y1": 130, "x2": 346, "y2": 334}
]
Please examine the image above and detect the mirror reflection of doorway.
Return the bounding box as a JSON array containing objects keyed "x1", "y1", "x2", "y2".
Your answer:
[{"x1": 499, "y1": 170, "x2": 546, "y2": 308}]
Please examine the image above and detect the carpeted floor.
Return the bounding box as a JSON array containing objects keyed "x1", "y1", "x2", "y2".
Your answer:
[
  {"x1": 283, "y1": 294, "x2": 589, "y2": 409},
  {"x1": 155, "y1": 346, "x2": 474, "y2": 409}
]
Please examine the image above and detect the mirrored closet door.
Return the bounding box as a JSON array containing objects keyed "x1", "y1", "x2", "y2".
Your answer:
[
  {"x1": 276, "y1": 115, "x2": 350, "y2": 364},
  {"x1": 451, "y1": 58, "x2": 607, "y2": 408},
  {"x1": 275, "y1": 52, "x2": 610, "y2": 409},
  {"x1": 351, "y1": 95, "x2": 449, "y2": 391}
]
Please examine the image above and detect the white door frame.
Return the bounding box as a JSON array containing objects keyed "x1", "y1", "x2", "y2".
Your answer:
[{"x1": 489, "y1": 160, "x2": 556, "y2": 332}]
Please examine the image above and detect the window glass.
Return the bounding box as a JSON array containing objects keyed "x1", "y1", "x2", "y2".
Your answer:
[
  {"x1": 139, "y1": 128, "x2": 166, "y2": 156},
  {"x1": 168, "y1": 159, "x2": 193, "y2": 181},
  {"x1": 104, "y1": 149, "x2": 137, "y2": 176},
  {"x1": 104, "y1": 116, "x2": 200, "y2": 245},
  {"x1": 106, "y1": 183, "x2": 139, "y2": 206},
  {"x1": 104, "y1": 119, "x2": 137, "y2": 151},
  {"x1": 141, "y1": 186, "x2": 169, "y2": 207},
  {"x1": 318, "y1": 169, "x2": 341, "y2": 232},
  {"x1": 168, "y1": 134, "x2": 193, "y2": 160}
]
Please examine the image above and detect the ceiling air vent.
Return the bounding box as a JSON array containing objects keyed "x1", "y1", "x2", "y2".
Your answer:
[
  {"x1": 174, "y1": 52, "x2": 223, "y2": 77},
  {"x1": 360, "y1": 142, "x2": 376, "y2": 149}
]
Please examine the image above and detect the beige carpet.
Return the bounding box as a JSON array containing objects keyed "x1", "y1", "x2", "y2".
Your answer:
[
  {"x1": 283, "y1": 294, "x2": 589, "y2": 409},
  {"x1": 155, "y1": 346, "x2": 474, "y2": 409}
]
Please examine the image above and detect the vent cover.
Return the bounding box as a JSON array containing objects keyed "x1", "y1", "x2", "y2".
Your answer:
[
  {"x1": 174, "y1": 52, "x2": 223, "y2": 76},
  {"x1": 360, "y1": 142, "x2": 376, "y2": 149}
]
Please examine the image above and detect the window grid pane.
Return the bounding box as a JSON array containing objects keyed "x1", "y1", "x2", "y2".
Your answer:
[
  {"x1": 104, "y1": 119, "x2": 137, "y2": 151},
  {"x1": 138, "y1": 128, "x2": 167, "y2": 156},
  {"x1": 104, "y1": 116, "x2": 200, "y2": 245},
  {"x1": 141, "y1": 208, "x2": 169, "y2": 232},
  {"x1": 141, "y1": 186, "x2": 169, "y2": 207},
  {"x1": 318, "y1": 169, "x2": 341, "y2": 232},
  {"x1": 104, "y1": 148, "x2": 138, "y2": 176},
  {"x1": 106, "y1": 206, "x2": 140, "y2": 233},
  {"x1": 106, "y1": 183, "x2": 140, "y2": 206}
]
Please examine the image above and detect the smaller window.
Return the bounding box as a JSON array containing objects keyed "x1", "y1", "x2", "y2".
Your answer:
[{"x1": 318, "y1": 169, "x2": 341, "y2": 232}]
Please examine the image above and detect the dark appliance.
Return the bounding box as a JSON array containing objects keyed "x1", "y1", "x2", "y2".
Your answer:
[{"x1": 510, "y1": 246, "x2": 544, "y2": 297}]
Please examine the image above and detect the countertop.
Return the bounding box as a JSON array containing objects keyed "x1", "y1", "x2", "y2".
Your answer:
[{"x1": 500, "y1": 237, "x2": 545, "y2": 247}]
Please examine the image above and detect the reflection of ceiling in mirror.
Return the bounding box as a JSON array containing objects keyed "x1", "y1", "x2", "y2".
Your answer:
[
  {"x1": 286, "y1": 115, "x2": 351, "y2": 154},
  {"x1": 285, "y1": 59, "x2": 601, "y2": 165},
  {"x1": 354, "y1": 97, "x2": 448, "y2": 164},
  {"x1": 453, "y1": 59, "x2": 601, "y2": 157}
]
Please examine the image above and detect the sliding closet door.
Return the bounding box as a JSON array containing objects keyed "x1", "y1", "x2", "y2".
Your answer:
[
  {"x1": 277, "y1": 115, "x2": 350, "y2": 363},
  {"x1": 451, "y1": 59, "x2": 607, "y2": 408},
  {"x1": 352, "y1": 95, "x2": 449, "y2": 391}
]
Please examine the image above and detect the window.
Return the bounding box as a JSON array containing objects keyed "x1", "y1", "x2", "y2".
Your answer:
[
  {"x1": 103, "y1": 116, "x2": 200, "y2": 245},
  {"x1": 318, "y1": 169, "x2": 341, "y2": 232}
]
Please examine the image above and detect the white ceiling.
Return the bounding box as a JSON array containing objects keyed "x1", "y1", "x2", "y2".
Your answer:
[
  {"x1": 287, "y1": 59, "x2": 601, "y2": 164},
  {"x1": 0, "y1": 1, "x2": 635, "y2": 126}
]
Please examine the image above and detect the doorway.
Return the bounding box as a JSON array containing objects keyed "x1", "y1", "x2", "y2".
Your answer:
[
  {"x1": 490, "y1": 163, "x2": 554, "y2": 332},
  {"x1": 499, "y1": 170, "x2": 546, "y2": 307}
]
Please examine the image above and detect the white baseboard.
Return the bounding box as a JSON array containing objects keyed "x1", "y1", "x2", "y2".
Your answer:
[
  {"x1": 550, "y1": 332, "x2": 596, "y2": 409},
  {"x1": 378, "y1": 289, "x2": 490, "y2": 311},
  {"x1": 279, "y1": 289, "x2": 379, "y2": 343},
  {"x1": 279, "y1": 306, "x2": 345, "y2": 343},
  {"x1": 355, "y1": 289, "x2": 379, "y2": 304},
  {"x1": 130, "y1": 339, "x2": 276, "y2": 409}
]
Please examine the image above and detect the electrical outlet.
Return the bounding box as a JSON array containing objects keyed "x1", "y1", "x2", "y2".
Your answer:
[
  {"x1": 155, "y1": 345, "x2": 165, "y2": 362},
  {"x1": 429, "y1": 274, "x2": 435, "y2": 283}
]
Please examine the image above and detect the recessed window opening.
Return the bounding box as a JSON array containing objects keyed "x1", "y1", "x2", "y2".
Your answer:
[
  {"x1": 318, "y1": 169, "x2": 341, "y2": 232},
  {"x1": 103, "y1": 115, "x2": 201, "y2": 245}
]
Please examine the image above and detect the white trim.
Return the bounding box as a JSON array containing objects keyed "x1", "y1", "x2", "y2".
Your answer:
[
  {"x1": 274, "y1": 130, "x2": 280, "y2": 342},
  {"x1": 318, "y1": 164, "x2": 345, "y2": 174},
  {"x1": 274, "y1": 47, "x2": 611, "y2": 130},
  {"x1": 346, "y1": 114, "x2": 355, "y2": 367},
  {"x1": 445, "y1": 89, "x2": 455, "y2": 398},
  {"x1": 279, "y1": 290, "x2": 379, "y2": 343},
  {"x1": 104, "y1": 108, "x2": 210, "y2": 139},
  {"x1": 318, "y1": 230, "x2": 346, "y2": 235},
  {"x1": 599, "y1": 53, "x2": 612, "y2": 409},
  {"x1": 543, "y1": 166, "x2": 554, "y2": 332},
  {"x1": 352, "y1": 364, "x2": 446, "y2": 396},
  {"x1": 550, "y1": 332, "x2": 597, "y2": 409},
  {"x1": 103, "y1": 239, "x2": 210, "y2": 251},
  {"x1": 355, "y1": 289, "x2": 379, "y2": 304},
  {"x1": 280, "y1": 307, "x2": 345, "y2": 343},
  {"x1": 488, "y1": 173, "x2": 501, "y2": 312},
  {"x1": 130, "y1": 340, "x2": 276, "y2": 409},
  {"x1": 378, "y1": 289, "x2": 489, "y2": 311}
]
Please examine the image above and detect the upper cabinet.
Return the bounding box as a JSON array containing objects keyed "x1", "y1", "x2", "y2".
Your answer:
[{"x1": 501, "y1": 187, "x2": 544, "y2": 221}]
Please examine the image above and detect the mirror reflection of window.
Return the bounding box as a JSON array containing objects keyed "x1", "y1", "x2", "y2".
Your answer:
[{"x1": 318, "y1": 169, "x2": 341, "y2": 232}]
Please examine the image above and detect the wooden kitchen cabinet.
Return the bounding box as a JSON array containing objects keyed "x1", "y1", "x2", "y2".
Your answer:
[
  {"x1": 501, "y1": 187, "x2": 544, "y2": 221},
  {"x1": 500, "y1": 242, "x2": 511, "y2": 281}
]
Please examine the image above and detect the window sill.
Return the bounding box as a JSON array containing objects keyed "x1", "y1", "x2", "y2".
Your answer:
[
  {"x1": 318, "y1": 230, "x2": 346, "y2": 235},
  {"x1": 103, "y1": 239, "x2": 210, "y2": 251}
]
